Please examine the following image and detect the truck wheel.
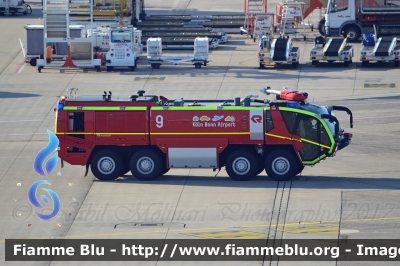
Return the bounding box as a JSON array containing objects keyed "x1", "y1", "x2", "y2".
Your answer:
[
  {"x1": 259, "y1": 63, "x2": 265, "y2": 69},
  {"x1": 256, "y1": 159, "x2": 265, "y2": 175},
  {"x1": 90, "y1": 150, "x2": 123, "y2": 180},
  {"x1": 130, "y1": 150, "x2": 163, "y2": 181},
  {"x1": 318, "y1": 18, "x2": 326, "y2": 36},
  {"x1": 225, "y1": 150, "x2": 258, "y2": 181},
  {"x1": 292, "y1": 62, "x2": 298, "y2": 69},
  {"x1": 120, "y1": 165, "x2": 131, "y2": 176},
  {"x1": 361, "y1": 61, "x2": 369, "y2": 67},
  {"x1": 106, "y1": 66, "x2": 113, "y2": 72},
  {"x1": 129, "y1": 66, "x2": 135, "y2": 71},
  {"x1": 311, "y1": 60, "x2": 319, "y2": 66},
  {"x1": 265, "y1": 150, "x2": 299, "y2": 181},
  {"x1": 344, "y1": 61, "x2": 349, "y2": 67},
  {"x1": 343, "y1": 27, "x2": 360, "y2": 42},
  {"x1": 297, "y1": 165, "x2": 305, "y2": 175},
  {"x1": 395, "y1": 61, "x2": 400, "y2": 67}
]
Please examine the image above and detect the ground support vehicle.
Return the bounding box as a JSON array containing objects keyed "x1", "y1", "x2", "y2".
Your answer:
[
  {"x1": 103, "y1": 26, "x2": 141, "y2": 72},
  {"x1": 258, "y1": 34, "x2": 300, "y2": 68},
  {"x1": 0, "y1": 0, "x2": 30, "y2": 16},
  {"x1": 275, "y1": 1, "x2": 311, "y2": 41},
  {"x1": 360, "y1": 34, "x2": 400, "y2": 67},
  {"x1": 147, "y1": 37, "x2": 209, "y2": 69},
  {"x1": 324, "y1": 0, "x2": 400, "y2": 42},
  {"x1": 310, "y1": 36, "x2": 353, "y2": 66},
  {"x1": 240, "y1": 13, "x2": 275, "y2": 42},
  {"x1": 54, "y1": 87, "x2": 353, "y2": 182}
]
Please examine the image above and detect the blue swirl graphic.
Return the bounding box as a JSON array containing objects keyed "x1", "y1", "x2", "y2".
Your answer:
[
  {"x1": 28, "y1": 180, "x2": 60, "y2": 220},
  {"x1": 33, "y1": 130, "x2": 59, "y2": 176}
]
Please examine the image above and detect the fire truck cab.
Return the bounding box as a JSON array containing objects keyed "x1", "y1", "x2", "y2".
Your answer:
[{"x1": 55, "y1": 87, "x2": 353, "y2": 182}]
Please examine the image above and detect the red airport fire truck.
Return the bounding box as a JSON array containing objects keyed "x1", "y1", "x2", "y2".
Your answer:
[{"x1": 54, "y1": 87, "x2": 353, "y2": 181}]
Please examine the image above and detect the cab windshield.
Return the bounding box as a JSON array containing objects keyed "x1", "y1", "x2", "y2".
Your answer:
[
  {"x1": 111, "y1": 30, "x2": 131, "y2": 43},
  {"x1": 327, "y1": 0, "x2": 348, "y2": 13},
  {"x1": 300, "y1": 103, "x2": 336, "y2": 138}
]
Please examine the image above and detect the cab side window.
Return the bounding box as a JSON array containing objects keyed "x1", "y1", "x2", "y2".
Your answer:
[
  {"x1": 281, "y1": 111, "x2": 298, "y2": 134},
  {"x1": 266, "y1": 110, "x2": 274, "y2": 132}
]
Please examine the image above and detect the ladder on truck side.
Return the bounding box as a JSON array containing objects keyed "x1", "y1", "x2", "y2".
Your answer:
[{"x1": 277, "y1": 1, "x2": 307, "y2": 41}]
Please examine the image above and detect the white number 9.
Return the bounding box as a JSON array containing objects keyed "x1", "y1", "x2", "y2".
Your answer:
[{"x1": 155, "y1": 115, "x2": 163, "y2": 128}]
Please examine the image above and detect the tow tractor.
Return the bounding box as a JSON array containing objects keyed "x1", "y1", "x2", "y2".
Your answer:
[
  {"x1": 258, "y1": 34, "x2": 300, "y2": 68},
  {"x1": 147, "y1": 37, "x2": 209, "y2": 69},
  {"x1": 310, "y1": 36, "x2": 353, "y2": 66},
  {"x1": 360, "y1": 34, "x2": 400, "y2": 67},
  {"x1": 54, "y1": 86, "x2": 353, "y2": 182}
]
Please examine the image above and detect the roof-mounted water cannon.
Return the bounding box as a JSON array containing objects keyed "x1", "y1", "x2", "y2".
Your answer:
[{"x1": 260, "y1": 86, "x2": 308, "y2": 102}]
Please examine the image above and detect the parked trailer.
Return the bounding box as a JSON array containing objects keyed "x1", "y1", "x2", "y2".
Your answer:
[
  {"x1": 147, "y1": 37, "x2": 209, "y2": 69},
  {"x1": 310, "y1": 36, "x2": 354, "y2": 66},
  {"x1": 360, "y1": 34, "x2": 400, "y2": 67}
]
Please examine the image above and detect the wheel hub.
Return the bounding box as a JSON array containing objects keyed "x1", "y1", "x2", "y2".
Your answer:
[
  {"x1": 137, "y1": 157, "x2": 154, "y2": 174},
  {"x1": 272, "y1": 157, "x2": 290, "y2": 175},
  {"x1": 233, "y1": 157, "x2": 250, "y2": 175},
  {"x1": 98, "y1": 157, "x2": 115, "y2": 174}
]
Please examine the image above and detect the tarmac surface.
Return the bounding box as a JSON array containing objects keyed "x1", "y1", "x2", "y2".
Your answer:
[{"x1": 0, "y1": 0, "x2": 400, "y2": 265}]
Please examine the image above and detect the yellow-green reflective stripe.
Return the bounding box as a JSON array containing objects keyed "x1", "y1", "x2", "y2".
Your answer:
[
  {"x1": 300, "y1": 138, "x2": 331, "y2": 149},
  {"x1": 266, "y1": 133, "x2": 291, "y2": 140},
  {"x1": 151, "y1": 106, "x2": 262, "y2": 111},
  {"x1": 63, "y1": 106, "x2": 147, "y2": 111},
  {"x1": 302, "y1": 154, "x2": 327, "y2": 165}
]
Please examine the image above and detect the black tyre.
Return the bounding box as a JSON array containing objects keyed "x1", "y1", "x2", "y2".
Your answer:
[
  {"x1": 106, "y1": 66, "x2": 113, "y2": 72},
  {"x1": 130, "y1": 150, "x2": 163, "y2": 181},
  {"x1": 256, "y1": 159, "x2": 265, "y2": 175},
  {"x1": 395, "y1": 61, "x2": 399, "y2": 67},
  {"x1": 343, "y1": 26, "x2": 361, "y2": 42},
  {"x1": 90, "y1": 150, "x2": 123, "y2": 180},
  {"x1": 318, "y1": 18, "x2": 326, "y2": 36},
  {"x1": 344, "y1": 61, "x2": 349, "y2": 67},
  {"x1": 129, "y1": 66, "x2": 135, "y2": 71},
  {"x1": 292, "y1": 62, "x2": 298, "y2": 69},
  {"x1": 311, "y1": 60, "x2": 319, "y2": 66},
  {"x1": 265, "y1": 150, "x2": 299, "y2": 181},
  {"x1": 163, "y1": 168, "x2": 170, "y2": 175},
  {"x1": 296, "y1": 165, "x2": 305, "y2": 175},
  {"x1": 225, "y1": 150, "x2": 258, "y2": 181},
  {"x1": 259, "y1": 63, "x2": 265, "y2": 69},
  {"x1": 361, "y1": 61, "x2": 369, "y2": 67}
]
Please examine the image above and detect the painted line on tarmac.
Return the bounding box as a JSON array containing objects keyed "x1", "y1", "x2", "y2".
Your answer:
[
  {"x1": 0, "y1": 119, "x2": 43, "y2": 123},
  {"x1": 354, "y1": 115, "x2": 400, "y2": 120},
  {"x1": 14, "y1": 62, "x2": 26, "y2": 74},
  {"x1": 0, "y1": 133, "x2": 46, "y2": 137},
  {"x1": 2, "y1": 215, "x2": 399, "y2": 243}
]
